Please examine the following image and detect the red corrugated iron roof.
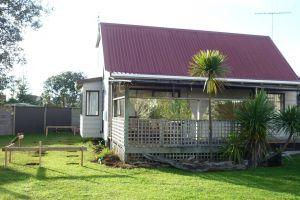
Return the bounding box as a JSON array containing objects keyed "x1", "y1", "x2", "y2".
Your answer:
[{"x1": 100, "y1": 23, "x2": 299, "y2": 81}]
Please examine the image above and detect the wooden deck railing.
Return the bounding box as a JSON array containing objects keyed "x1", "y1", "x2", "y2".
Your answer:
[
  {"x1": 128, "y1": 118, "x2": 240, "y2": 147},
  {"x1": 111, "y1": 117, "x2": 125, "y2": 146}
]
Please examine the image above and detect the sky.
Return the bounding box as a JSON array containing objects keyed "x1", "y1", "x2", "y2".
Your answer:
[{"x1": 10, "y1": 0, "x2": 300, "y2": 96}]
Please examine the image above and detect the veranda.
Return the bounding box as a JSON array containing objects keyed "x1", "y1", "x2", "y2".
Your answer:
[{"x1": 110, "y1": 83, "x2": 243, "y2": 162}]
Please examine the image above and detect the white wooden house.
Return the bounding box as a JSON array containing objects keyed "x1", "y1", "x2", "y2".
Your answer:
[{"x1": 78, "y1": 23, "x2": 300, "y2": 162}]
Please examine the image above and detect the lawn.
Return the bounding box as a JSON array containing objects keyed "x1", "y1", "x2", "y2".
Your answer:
[{"x1": 0, "y1": 133, "x2": 299, "y2": 200}]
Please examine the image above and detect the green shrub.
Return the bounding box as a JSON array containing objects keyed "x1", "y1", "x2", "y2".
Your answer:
[
  {"x1": 97, "y1": 148, "x2": 114, "y2": 160},
  {"x1": 92, "y1": 142, "x2": 105, "y2": 153},
  {"x1": 222, "y1": 132, "x2": 244, "y2": 164}
]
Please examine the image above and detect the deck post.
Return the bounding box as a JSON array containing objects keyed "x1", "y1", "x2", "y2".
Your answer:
[
  {"x1": 39, "y1": 141, "x2": 42, "y2": 167},
  {"x1": 159, "y1": 121, "x2": 164, "y2": 147},
  {"x1": 123, "y1": 86, "x2": 129, "y2": 162}
]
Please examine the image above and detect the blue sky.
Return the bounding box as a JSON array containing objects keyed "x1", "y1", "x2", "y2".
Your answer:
[{"x1": 11, "y1": 0, "x2": 300, "y2": 95}]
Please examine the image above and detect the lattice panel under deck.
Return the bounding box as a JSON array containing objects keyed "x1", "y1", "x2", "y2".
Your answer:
[{"x1": 127, "y1": 152, "x2": 222, "y2": 162}]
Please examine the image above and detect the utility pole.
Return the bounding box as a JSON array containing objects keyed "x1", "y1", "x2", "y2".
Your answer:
[{"x1": 255, "y1": 11, "x2": 291, "y2": 38}]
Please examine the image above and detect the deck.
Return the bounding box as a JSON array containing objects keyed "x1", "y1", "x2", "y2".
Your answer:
[{"x1": 111, "y1": 117, "x2": 240, "y2": 161}]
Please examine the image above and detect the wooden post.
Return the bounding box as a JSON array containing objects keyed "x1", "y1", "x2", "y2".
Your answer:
[
  {"x1": 43, "y1": 106, "x2": 47, "y2": 135},
  {"x1": 73, "y1": 127, "x2": 76, "y2": 136},
  {"x1": 4, "y1": 148, "x2": 8, "y2": 167},
  {"x1": 197, "y1": 100, "x2": 200, "y2": 120},
  {"x1": 9, "y1": 151, "x2": 12, "y2": 163},
  {"x1": 123, "y1": 86, "x2": 129, "y2": 162},
  {"x1": 12, "y1": 106, "x2": 16, "y2": 135},
  {"x1": 45, "y1": 127, "x2": 48, "y2": 136},
  {"x1": 80, "y1": 147, "x2": 83, "y2": 166},
  {"x1": 39, "y1": 141, "x2": 42, "y2": 167},
  {"x1": 159, "y1": 120, "x2": 164, "y2": 147}
]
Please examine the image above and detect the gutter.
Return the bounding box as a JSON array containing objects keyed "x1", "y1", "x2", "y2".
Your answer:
[{"x1": 110, "y1": 73, "x2": 300, "y2": 86}]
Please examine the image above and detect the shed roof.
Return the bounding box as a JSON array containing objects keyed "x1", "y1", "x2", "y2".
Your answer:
[{"x1": 100, "y1": 23, "x2": 299, "y2": 81}]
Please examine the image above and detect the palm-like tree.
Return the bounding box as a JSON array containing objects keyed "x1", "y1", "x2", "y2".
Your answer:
[
  {"x1": 235, "y1": 91, "x2": 274, "y2": 167},
  {"x1": 273, "y1": 106, "x2": 300, "y2": 151},
  {"x1": 189, "y1": 50, "x2": 228, "y2": 161}
]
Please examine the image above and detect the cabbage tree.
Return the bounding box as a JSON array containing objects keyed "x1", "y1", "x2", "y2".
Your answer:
[
  {"x1": 273, "y1": 106, "x2": 300, "y2": 151},
  {"x1": 235, "y1": 91, "x2": 274, "y2": 167},
  {"x1": 189, "y1": 50, "x2": 228, "y2": 160}
]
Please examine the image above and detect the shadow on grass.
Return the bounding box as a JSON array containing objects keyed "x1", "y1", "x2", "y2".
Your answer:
[
  {"x1": 0, "y1": 164, "x2": 136, "y2": 199},
  {"x1": 0, "y1": 167, "x2": 31, "y2": 199},
  {"x1": 0, "y1": 187, "x2": 30, "y2": 200},
  {"x1": 3, "y1": 133, "x2": 299, "y2": 197},
  {"x1": 153, "y1": 156, "x2": 300, "y2": 197},
  {"x1": 35, "y1": 166, "x2": 135, "y2": 185}
]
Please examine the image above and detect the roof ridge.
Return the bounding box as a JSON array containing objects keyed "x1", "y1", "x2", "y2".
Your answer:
[{"x1": 100, "y1": 22, "x2": 270, "y2": 39}]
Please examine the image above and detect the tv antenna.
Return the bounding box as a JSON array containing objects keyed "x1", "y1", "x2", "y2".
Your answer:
[{"x1": 255, "y1": 11, "x2": 291, "y2": 38}]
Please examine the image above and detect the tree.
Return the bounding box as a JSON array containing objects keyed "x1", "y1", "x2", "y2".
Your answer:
[
  {"x1": 235, "y1": 91, "x2": 274, "y2": 168},
  {"x1": 15, "y1": 78, "x2": 30, "y2": 103},
  {"x1": 6, "y1": 77, "x2": 38, "y2": 104},
  {"x1": 273, "y1": 106, "x2": 300, "y2": 152},
  {"x1": 189, "y1": 50, "x2": 228, "y2": 161},
  {"x1": 130, "y1": 99, "x2": 157, "y2": 119},
  {"x1": 154, "y1": 99, "x2": 192, "y2": 120},
  {"x1": 42, "y1": 71, "x2": 86, "y2": 107},
  {"x1": 214, "y1": 101, "x2": 243, "y2": 120},
  {"x1": 0, "y1": 0, "x2": 48, "y2": 94}
]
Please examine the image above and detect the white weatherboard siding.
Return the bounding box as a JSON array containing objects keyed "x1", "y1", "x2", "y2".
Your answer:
[
  {"x1": 98, "y1": 37, "x2": 111, "y2": 142},
  {"x1": 102, "y1": 70, "x2": 111, "y2": 142},
  {"x1": 80, "y1": 81, "x2": 103, "y2": 138}
]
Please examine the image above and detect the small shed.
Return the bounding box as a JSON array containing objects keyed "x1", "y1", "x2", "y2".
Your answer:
[{"x1": 77, "y1": 77, "x2": 103, "y2": 138}]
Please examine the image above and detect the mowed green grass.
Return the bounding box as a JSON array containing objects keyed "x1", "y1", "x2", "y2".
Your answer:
[{"x1": 0, "y1": 133, "x2": 300, "y2": 200}]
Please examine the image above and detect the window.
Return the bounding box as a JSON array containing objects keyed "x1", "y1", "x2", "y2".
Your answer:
[
  {"x1": 113, "y1": 99, "x2": 125, "y2": 117},
  {"x1": 129, "y1": 89, "x2": 180, "y2": 98},
  {"x1": 267, "y1": 93, "x2": 284, "y2": 111},
  {"x1": 86, "y1": 91, "x2": 99, "y2": 116}
]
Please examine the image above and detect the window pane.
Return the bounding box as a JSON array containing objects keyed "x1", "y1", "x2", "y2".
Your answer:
[
  {"x1": 87, "y1": 91, "x2": 99, "y2": 115},
  {"x1": 267, "y1": 93, "x2": 284, "y2": 111},
  {"x1": 113, "y1": 99, "x2": 124, "y2": 117},
  {"x1": 129, "y1": 89, "x2": 180, "y2": 98},
  {"x1": 153, "y1": 91, "x2": 172, "y2": 98},
  {"x1": 137, "y1": 90, "x2": 152, "y2": 98}
]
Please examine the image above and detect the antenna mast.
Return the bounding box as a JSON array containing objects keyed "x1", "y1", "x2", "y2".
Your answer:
[{"x1": 255, "y1": 11, "x2": 291, "y2": 38}]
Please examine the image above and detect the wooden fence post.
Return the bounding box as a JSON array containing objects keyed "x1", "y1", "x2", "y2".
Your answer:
[
  {"x1": 9, "y1": 151, "x2": 12, "y2": 163},
  {"x1": 43, "y1": 106, "x2": 47, "y2": 135},
  {"x1": 4, "y1": 148, "x2": 8, "y2": 167},
  {"x1": 39, "y1": 141, "x2": 42, "y2": 167},
  {"x1": 12, "y1": 106, "x2": 16, "y2": 135},
  {"x1": 80, "y1": 146, "x2": 83, "y2": 166}
]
